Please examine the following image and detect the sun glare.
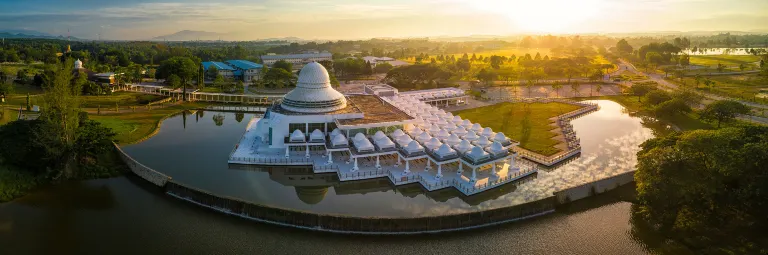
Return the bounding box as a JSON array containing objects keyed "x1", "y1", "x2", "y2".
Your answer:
[{"x1": 467, "y1": 0, "x2": 601, "y2": 33}]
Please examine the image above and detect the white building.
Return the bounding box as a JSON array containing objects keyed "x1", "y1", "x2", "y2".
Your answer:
[
  {"x1": 260, "y1": 52, "x2": 332, "y2": 69},
  {"x1": 234, "y1": 62, "x2": 534, "y2": 195}
]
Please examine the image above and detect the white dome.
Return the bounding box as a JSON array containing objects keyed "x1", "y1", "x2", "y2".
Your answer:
[
  {"x1": 74, "y1": 59, "x2": 83, "y2": 69},
  {"x1": 481, "y1": 127, "x2": 494, "y2": 137},
  {"x1": 281, "y1": 62, "x2": 347, "y2": 113},
  {"x1": 454, "y1": 140, "x2": 473, "y2": 153},
  {"x1": 417, "y1": 132, "x2": 432, "y2": 142},
  {"x1": 467, "y1": 146, "x2": 490, "y2": 161},
  {"x1": 353, "y1": 132, "x2": 367, "y2": 142},
  {"x1": 493, "y1": 132, "x2": 508, "y2": 142},
  {"x1": 471, "y1": 123, "x2": 483, "y2": 133},
  {"x1": 331, "y1": 134, "x2": 348, "y2": 146},
  {"x1": 445, "y1": 134, "x2": 462, "y2": 146},
  {"x1": 435, "y1": 144, "x2": 457, "y2": 157},
  {"x1": 392, "y1": 129, "x2": 406, "y2": 138},
  {"x1": 489, "y1": 141, "x2": 505, "y2": 154},
  {"x1": 464, "y1": 131, "x2": 479, "y2": 141},
  {"x1": 474, "y1": 135, "x2": 492, "y2": 147},
  {"x1": 330, "y1": 128, "x2": 341, "y2": 137},
  {"x1": 310, "y1": 129, "x2": 324, "y2": 140},
  {"x1": 405, "y1": 140, "x2": 424, "y2": 153},
  {"x1": 452, "y1": 127, "x2": 468, "y2": 137},
  {"x1": 373, "y1": 131, "x2": 387, "y2": 141}
]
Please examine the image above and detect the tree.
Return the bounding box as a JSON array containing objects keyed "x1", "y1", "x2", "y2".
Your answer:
[
  {"x1": 551, "y1": 81, "x2": 563, "y2": 98},
  {"x1": 700, "y1": 100, "x2": 750, "y2": 128},
  {"x1": 738, "y1": 63, "x2": 746, "y2": 72},
  {"x1": 373, "y1": 62, "x2": 393, "y2": 73},
  {"x1": 645, "y1": 52, "x2": 663, "y2": 70},
  {"x1": 653, "y1": 98, "x2": 691, "y2": 117},
  {"x1": 716, "y1": 62, "x2": 725, "y2": 73},
  {"x1": 234, "y1": 80, "x2": 244, "y2": 94},
  {"x1": 635, "y1": 126, "x2": 768, "y2": 253},
  {"x1": 629, "y1": 83, "x2": 656, "y2": 102},
  {"x1": 205, "y1": 65, "x2": 219, "y2": 80},
  {"x1": 570, "y1": 81, "x2": 581, "y2": 96},
  {"x1": 166, "y1": 74, "x2": 181, "y2": 89},
  {"x1": 273, "y1": 60, "x2": 293, "y2": 72},
  {"x1": 157, "y1": 57, "x2": 198, "y2": 101},
  {"x1": 263, "y1": 68, "x2": 294, "y2": 88},
  {"x1": 616, "y1": 39, "x2": 633, "y2": 55},
  {"x1": 644, "y1": 90, "x2": 672, "y2": 105},
  {"x1": 213, "y1": 74, "x2": 225, "y2": 90},
  {"x1": 476, "y1": 68, "x2": 496, "y2": 85}
]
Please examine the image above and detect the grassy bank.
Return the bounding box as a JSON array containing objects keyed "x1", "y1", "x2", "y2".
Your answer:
[
  {"x1": 0, "y1": 165, "x2": 39, "y2": 202},
  {"x1": 81, "y1": 92, "x2": 166, "y2": 108},
  {"x1": 582, "y1": 95, "x2": 747, "y2": 131},
  {"x1": 454, "y1": 102, "x2": 581, "y2": 156},
  {"x1": 91, "y1": 102, "x2": 211, "y2": 144}
]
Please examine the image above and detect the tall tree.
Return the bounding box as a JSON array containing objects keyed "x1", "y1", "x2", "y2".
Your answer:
[{"x1": 700, "y1": 100, "x2": 750, "y2": 128}]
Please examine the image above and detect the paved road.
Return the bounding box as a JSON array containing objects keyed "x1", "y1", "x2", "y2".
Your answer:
[{"x1": 619, "y1": 59, "x2": 768, "y2": 125}]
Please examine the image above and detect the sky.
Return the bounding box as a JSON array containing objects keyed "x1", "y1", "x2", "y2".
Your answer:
[{"x1": 1, "y1": 0, "x2": 767, "y2": 40}]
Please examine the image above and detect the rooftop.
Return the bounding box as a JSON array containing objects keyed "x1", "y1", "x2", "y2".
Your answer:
[
  {"x1": 202, "y1": 61, "x2": 235, "y2": 71},
  {"x1": 261, "y1": 52, "x2": 332, "y2": 60},
  {"x1": 226, "y1": 60, "x2": 263, "y2": 70},
  {"x1": 337, "y1": 95, "x2": 414, "y2": 126}
]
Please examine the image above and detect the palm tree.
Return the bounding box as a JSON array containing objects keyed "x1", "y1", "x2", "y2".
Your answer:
[
  {"x1": 571, "y1": 81, "x2": 581, "y2": 97},
  {"x1": 552, "y1": 81, "x2": 563, "y2": 98}
]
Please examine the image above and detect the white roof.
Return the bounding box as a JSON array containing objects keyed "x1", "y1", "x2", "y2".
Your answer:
[
  {"x1": 452, "y1": 116, "x2": 463, "y2": 123},
  {"x1": 310, "y1": 129, "x2": 324, "y2": 140},
  {"x1": 353, "y1": 134, "x2": 374, "y2": 150},
  {"x1": 405, "y1": 140, "x2": 425, "y2": 153},
  {"x1": 445, "y1": 134, "x2": 462, "y2": 146},
  {"x1": 464, "y1": 131, "x2": 479, "y2": 141},
  {"x1": 435, "y1": 144, "x2": 457, "y2": 157},
  {"x1": 373, "y1": 131, "x2": 387, "y2": 141},
  {"x1": 471, "y1": 123, "x2": 483, "y2": 133},
  {"x1": 461, "y1": 120, "x2": 473, "y2": 128},
  {"x1": 493, "y1": 132, "x2": 509, "y2": 142},
  {"x1": 467, "y1": 146, "x2": 490, "y2": 161},
  {"x1": 481, "y1": 127, "x2": 494, "y2": 137},
  {"x1": 290, "y1": 129, "x2": 305, "y2": 141},
  {"x1": 330, "y1": 128, "x2": 341, "y2": 137},
  {"x1": 425, "y1": 137, "x2": 442, "y2": 150},
  {"x1": 331, "y1": 134, "x2": 348, "y2": 146},
  {"x1": 375, "y1": 136, "x2": 395, "y2": 149},
  {"x1": 353, "y1": 132, "x2": 367, "y2": 142},
  {"x1": 392, "y1": 129, "x2": 406, "y2": 137},
  {"x1": 454, "y1": 140, "x2": 473, "y2": 153},
  {"x1": 281, "y1": 62, "x2": 347, "y2": 113},
  {"x1": 396, "y1": 135, "x2": 414, "y2": 146},
  {"x1": 489, "y1": 141, "x2": 505, "y2": 154},
  {"x1": 417, "y1": 132, "x2": 432, "y2": 142},
  {"x1": 409, "y1": 128, "x2": 423, "y2": 137},
  {"x1": 474, "y1": 136, "x2": 492, "y2": 147},
  {"x1": 435, "y1": 129, "x2": 451, "y2": 139},
  {"x1": 427, "y1": 124, "x2": 441, "y2": 134}
]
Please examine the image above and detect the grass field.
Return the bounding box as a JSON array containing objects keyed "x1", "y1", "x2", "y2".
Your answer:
[
  {"x1": 454, "y1": 102, "x2": 582, "y2": 156},
  {"x1": 81, "y1": 92, "x2": 166, "y2": 108},
  {"x1": 0, "y1": 107, "x2": 20, "y2": 125},
  {"x1": 680, "y1": 74, "x2": 768, "y2": 102},
  {"x1": 689, "y1": 55, "x2": 761, "y2": 67},
  {"x1": 91, "y1": 102, "x2": 209, "y2": 144}
]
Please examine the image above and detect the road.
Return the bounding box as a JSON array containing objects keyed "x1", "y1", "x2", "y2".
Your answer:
[{"x1": 619, "y1": 59, "x2": 768, "y2": 125}]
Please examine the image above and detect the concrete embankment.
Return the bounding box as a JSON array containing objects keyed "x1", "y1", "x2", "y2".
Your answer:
[{"x1": 553, "y1": 171, "x2": 636, "y2": 204}]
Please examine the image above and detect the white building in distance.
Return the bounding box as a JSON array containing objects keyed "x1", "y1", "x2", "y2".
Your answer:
[{"x1": 261, "y1": 52, "x2": 332, "y2": 69}]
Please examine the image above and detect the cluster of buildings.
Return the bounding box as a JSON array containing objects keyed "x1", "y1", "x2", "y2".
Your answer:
[
  {"x1": 73, "y1": 59, "x2": 119, "y2": 86},
  {"x1": 230, "y1": 61, "x2": 535, "y2": 195},
  {"x1": 201, "y1": 60, "x2": 264, "y2": 83},
  {"x1": 261, "y1": 51, "x2": 332, "y2": 69}
]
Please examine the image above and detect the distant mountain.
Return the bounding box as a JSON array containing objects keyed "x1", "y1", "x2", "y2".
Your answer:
[
  {"x1": 151, "y1": 30, "x2": 225, "y2": 41},
  {"x1": 0, "y1": 29, "x2": 78, "y2": 40}
]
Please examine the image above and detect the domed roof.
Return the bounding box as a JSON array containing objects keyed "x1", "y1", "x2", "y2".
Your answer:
[
  {"x1": 489, "y1": 141, "x2": 505, "y2": 154},
  {"x1": 281, "y1": 62, "x2": 347, "y2": 113},
  {"x1": 454, "y1": 140, "x2": 473, "y2": 153},
  {"x1": 467, "y1": 146, "x2": 489, "y2": 160},
  {"x1": 493, "y1": 132, "x2": 508, "y2": 142},
  {"x1": 74, "y1": 59, "x2": 83, "y2": 69},
  {"x1": 435, "y1": 144, "x2": 457, "y2": 157},
  {"x1": 295, "y1": 186, "x2": 328, "y2": 205},
  {"x1": 392, "y1": 129, "x2": 406, "y2": 138},
  {"x1": 405, "y1": 140, "x2": 424, "y2": 153}
]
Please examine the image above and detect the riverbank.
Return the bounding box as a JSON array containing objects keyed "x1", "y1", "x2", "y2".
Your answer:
[{"x1": 91, "y1": 102, "x2": 212, "y2": 144}]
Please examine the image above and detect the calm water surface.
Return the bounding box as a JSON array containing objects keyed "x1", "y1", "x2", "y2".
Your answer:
[
  {"x1": 0, "y1": 100, "x2": 671, "y2": 254},
  {"x1": 115, "y1": 100, "x2": 657, "y2": 217}
]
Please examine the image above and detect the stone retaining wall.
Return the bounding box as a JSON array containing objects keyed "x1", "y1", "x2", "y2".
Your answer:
[
  {"x1": 116, "y1": 143, "x2": 556, "y2": 234},
  {"x1": 553, "y1": 171, "x2": 636, "y2": 204},
  {"x1": 113, "y1": 143, "x2": 171, "y2": 186}
]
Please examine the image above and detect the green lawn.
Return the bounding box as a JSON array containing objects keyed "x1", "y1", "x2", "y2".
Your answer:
[
  {"x1": 689, "y1": 55, "x2": 761, "y2": 67},
  {"x1": 679, "y1": 74, "x2": 768, "y2": 103},
  {"x1": 0, "y1": 107, "x2": 20, "y2": 125},
  {"x1": 91, "y1": 102, "x2": 210, "y2": 144},
  {"x1": 454, "y1": 102, "x2": 582, "y2": 156},
  {"x1": 11, "y1": 84, "x2": 45, "y2": 95},
  {"x1": 81, "y1": 92, "x2": 166, "y2": 108}
]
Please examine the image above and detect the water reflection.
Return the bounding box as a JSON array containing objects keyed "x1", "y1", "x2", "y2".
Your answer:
[{"x1": 121, "y1": 100, "x2": 657, "y2": 217}]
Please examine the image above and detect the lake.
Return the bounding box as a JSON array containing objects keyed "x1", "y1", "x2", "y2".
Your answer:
[{"x1": 0, "y1": 100, "x2": 672, "y2": 254}]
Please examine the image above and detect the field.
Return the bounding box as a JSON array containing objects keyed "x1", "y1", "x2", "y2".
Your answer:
[
  {"x1": 454, "y1": 102, "x2": 582, "y2": 156},
  {"x1": 404, "y1": 48, "x2": 553, "y2": 64},
  {"x1": 81, "y1": 92, "x2": 166, "y2": 108},
  {"x1": 0, "y1": 107, "x2": 20, "y2": 125},
  {"x1": 689, "y1": 55, "x2": 761, "y2": 67},
  {"x1": 680, "y1": 74, "x2": 768, "y2": 102},
  {"x1": 91, "y1": 102, "x2": 210, "y2": 144}
]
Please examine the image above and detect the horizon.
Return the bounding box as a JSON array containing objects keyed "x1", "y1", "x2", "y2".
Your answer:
[{"x1": 1, "y1": 0, "x2": 768, "y2": 41}]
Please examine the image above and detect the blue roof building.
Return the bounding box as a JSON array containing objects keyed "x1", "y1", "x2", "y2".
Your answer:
[
  {"x1": 225, "y1": 60, "x2": 263, "y2": 70},
  {"x1": 202, "y1": 61, "x2": 235, "y2": 71}
]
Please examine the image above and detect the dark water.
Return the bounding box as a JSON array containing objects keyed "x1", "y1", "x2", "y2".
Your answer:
[
  {"x1": 0, "y1": 100, "x2": 673, "y2": 254},
  {"x1": 0, "y1": 176, "x2": 652, "y2": 255},
  {"x1": 114, "y1": 100, "x2": 659, "y2": 217}
]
